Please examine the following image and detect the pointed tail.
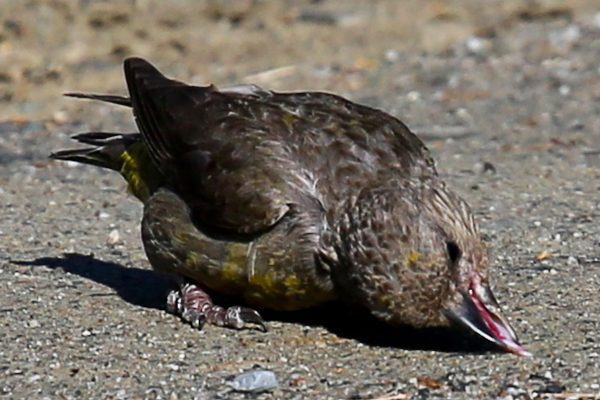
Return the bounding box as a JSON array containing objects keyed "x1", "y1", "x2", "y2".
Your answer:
[
  {"x1": 63, "y1": 93, "x2": 131, "y2": 107},
  {"x1": 50, "y1": 132, "x2": 138, "y2": 171},
  {"x1": 51, "y1": 132, "x2": 161, "y2": 202}
]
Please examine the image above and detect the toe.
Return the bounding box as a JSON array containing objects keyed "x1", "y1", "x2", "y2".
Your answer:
[{"x1": 166, "y1": 289, "x2": 182, "y2": 314}]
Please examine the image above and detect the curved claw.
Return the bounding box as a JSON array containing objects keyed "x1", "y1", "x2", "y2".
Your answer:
[{"x1": 225, "y1": 306, "x2": 268, "y2": 332}]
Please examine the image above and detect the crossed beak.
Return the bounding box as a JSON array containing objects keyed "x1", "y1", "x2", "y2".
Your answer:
[{"x1": 444, "y1": 283, "x2": 531, "y2": 356}]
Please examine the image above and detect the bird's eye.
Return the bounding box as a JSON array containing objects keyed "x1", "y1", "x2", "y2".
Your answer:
[{"x1": 446, "y1": 241, "x2": 461, "y2": 264}]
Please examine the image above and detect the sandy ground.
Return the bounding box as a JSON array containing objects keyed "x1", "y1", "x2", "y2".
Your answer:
[{"x1": 1, "y1": 0, "x2": 599, "y2": 399}]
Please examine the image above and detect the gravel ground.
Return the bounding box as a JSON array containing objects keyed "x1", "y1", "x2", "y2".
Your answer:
[{"x1": 1, "y1": 1, "x2": 599, "y2": 399}]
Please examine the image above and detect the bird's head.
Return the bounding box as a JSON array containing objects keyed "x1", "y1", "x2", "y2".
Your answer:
[{"x1": 330, "y1": 180, "x2": 529, "y2": 356}]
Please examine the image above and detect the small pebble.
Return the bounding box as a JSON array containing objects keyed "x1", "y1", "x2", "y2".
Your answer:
[
  {"x1": 506, "y1": 385, "x2": 526, "y2": 397},
  {"x1": 455, "y1": 107, "x2": 474, "y2": 124},
  {"x1": 229, "y1": 370, "x2": 279, "y2": 393},
  {"x1": 541, "y1": 382, "x2": 565, "y2": 393},
  {"x1": 384, "y1": 49, "x2": 400, "y2": 63},
  {"x1": 567, "y1": 256, "x2": 579, "y2": 267},
  {"x1": 465, "y1": 36, "x2": 491, "y2": 54},
  {"x1": 107, "y1": 229, "x2": 120, "y2": 245},
  {"x1": 474, "y1": 161, "x2": 496, "y2": 175},
  {"x1": 53, "y1": 110, "x2": 69, "y2": 124},
  {"x1": 549, "y1": 25, "x2": 581, "y2": 51},
  {"x1": 406, "y1": 91, "x2": 421, "y2": 102}
]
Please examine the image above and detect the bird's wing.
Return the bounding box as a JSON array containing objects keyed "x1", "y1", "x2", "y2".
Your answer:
[{"x1": 123, "y1": 57, "x2": 317, "y2": 235}]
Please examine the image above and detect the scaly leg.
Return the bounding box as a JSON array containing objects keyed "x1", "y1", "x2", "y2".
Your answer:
[{"x1": 166, "y1": 282, "x2": 267, "y2": 332}]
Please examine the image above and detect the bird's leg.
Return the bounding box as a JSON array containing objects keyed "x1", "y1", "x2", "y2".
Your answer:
[{"x1": 166, "y1": 282, "x2": 267, "y2": 332}]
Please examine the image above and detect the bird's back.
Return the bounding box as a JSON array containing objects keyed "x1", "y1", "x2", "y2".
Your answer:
[
  {"x1": 222, "y1": 89, "x2": 438, "y2": 212},
  {"x1": 123, "y1": 58, "x2": 437, "y2": 232}
]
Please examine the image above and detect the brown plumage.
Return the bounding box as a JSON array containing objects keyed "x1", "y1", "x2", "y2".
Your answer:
[{"x1": 52, "y1": 58, "x2": 528, "y2": 355}]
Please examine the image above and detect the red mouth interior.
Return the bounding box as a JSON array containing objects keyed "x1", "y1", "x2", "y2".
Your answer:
[{"x1": 469, "y1": 283, "x2": 531, "y2": 356}]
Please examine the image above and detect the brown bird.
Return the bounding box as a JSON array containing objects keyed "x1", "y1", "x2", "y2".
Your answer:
[{"x1": 51, "y1": 57, "x2": 528, "y2": 355}]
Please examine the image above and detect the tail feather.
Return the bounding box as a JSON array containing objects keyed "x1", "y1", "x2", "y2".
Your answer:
[
  {"x1": 64, "y1": 92, "x2": 131, "y2": 108},
  {"x1": 50, "y1": 132, "x2": 160, "y2": 202},
  {"x1": 50, "y1": 146, "x2": 124, "y2": 172},
  {"x1": 50, "y1": 132, "x2": 140, "y2": 171},
  {"x1": 70, "y1": 131, "x2": 141, "y2": 146}
]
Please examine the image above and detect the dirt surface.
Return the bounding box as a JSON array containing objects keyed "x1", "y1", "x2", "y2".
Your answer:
[{"x1": 1, "y1": 1, "x2": 599, "y2": 399}]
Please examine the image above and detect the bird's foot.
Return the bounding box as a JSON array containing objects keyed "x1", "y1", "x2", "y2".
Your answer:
[{"x1": 166, "y1": 283, "x2": 267, "y2": 332}]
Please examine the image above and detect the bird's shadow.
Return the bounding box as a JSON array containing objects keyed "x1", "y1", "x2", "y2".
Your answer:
[
  {"x1": 12, "y1": 253, "x2": 170, "y2": 311},
  {"x1": 14, "y1": 253, "x2": 498, "y2": 355},
  {"x1": 264, "y1": 306, "x2": 499, "y2": 354}
]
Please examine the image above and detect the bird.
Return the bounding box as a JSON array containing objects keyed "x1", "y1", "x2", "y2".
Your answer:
[{"x1": 51, "y1": 57, "x2": 528, "y2": 355}]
